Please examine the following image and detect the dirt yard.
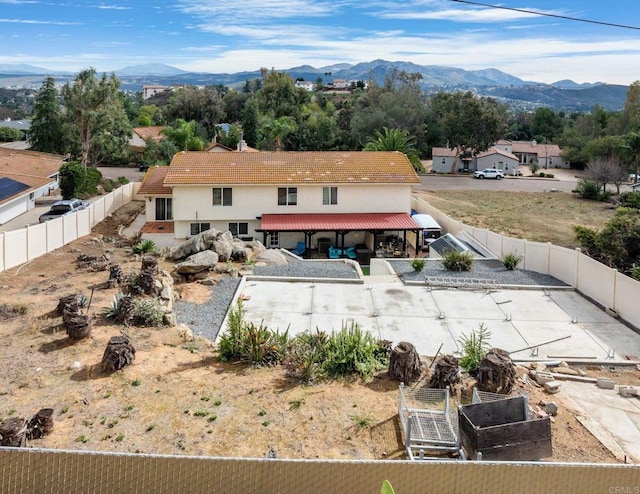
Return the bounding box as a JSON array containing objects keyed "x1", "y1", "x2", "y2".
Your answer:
[{"x1": 0, "y1": 200, "x2": 634, "y2": 462}]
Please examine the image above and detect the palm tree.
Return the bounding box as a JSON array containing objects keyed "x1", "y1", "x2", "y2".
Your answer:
[
  {"x1": 262, "y1": 116, "x2": 295, "y2": 151},
  {"x1": 364, "y1": 127, "x2": 423, "y2": 172}
]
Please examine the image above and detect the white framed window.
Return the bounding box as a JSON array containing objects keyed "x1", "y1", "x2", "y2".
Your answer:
[
  {"x1": 228, "y1": 222, "x2": 248, "y2": 237},
  {"x1": 269, "y1": 232, "x2": 279, "y2": 248},
  {"x1": 212, "y1": 187, "x2": 232, "y2": 206},
  {"x1": 278, "y1": 187, "x2": 297, "y2": 206},
  {"x1": 155, "y1": 198, "x2": 173, "y2": 221},
  {"x1": 322, "y1": 186, "x2": 338, "y2": 205},
  {"x1": 190, "y1": 222, "x2": 211, "y2": 236}
]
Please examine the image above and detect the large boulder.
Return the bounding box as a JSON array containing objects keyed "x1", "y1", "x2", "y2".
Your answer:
[
  {"x1": 255, "y1": 249, "x2": 289, "y2": 266},
  {"x1": 246, "y1": 240, "x2": 266, "y2": 254},
  {"x1": 175, "y1": 250, "x2": 219, "y2": 274},
  {"x1": 231, "y1": 239, "x2": 250, "y2": 262},
  {"x1": 211, "y1": 231, "x2": 234, "y2": 262},
  {"x1": 169, "y1": 229, "x2": 222, "y2": 260}
]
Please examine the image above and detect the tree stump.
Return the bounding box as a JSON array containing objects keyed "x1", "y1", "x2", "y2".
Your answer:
[
  {"x1": 115, "y1": 295, "x2": 136, "y2": 325},
  {"x1": 138, "y1": 270, "x2": 160, "y2": 296},
  {"x1": 107, "y1": 264, "x2": 123, "y2": 288},
  {"x1": 57, "y1": 294, "x2": 81, "y2": 316},
  {"x1": 102, "y1": 334, "x2": 136, "y2": 372},
  {"x1": 65, "y1": 314, "x2": 93, "y2": 340},
  {"x1": 476, "y1": 348, "x2": 516, "y2": 395},
  {"x1": 0, "y1": 417, "x2": 28, "y2": 447},
  {"x1": 141, "y1": 256, "x2": 159, "y2": 275},
  {"x1": 429, "y1": 355, "x2": 461, "y2": 389},
  {"x1": 27, "y1": 408, "x2": 54, "y2": 440},
  {"x1": 388, "y1": 341, "x2": 423, "y2": 384}
]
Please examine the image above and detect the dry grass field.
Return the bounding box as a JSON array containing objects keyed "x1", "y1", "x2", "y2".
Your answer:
[{"x1": 415, "y1": 190, "x2": 616, "y2": 248}]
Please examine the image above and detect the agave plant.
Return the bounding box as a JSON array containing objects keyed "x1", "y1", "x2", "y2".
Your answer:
[{"x1": 132, "y1": 239, "x2": 156, "y2": 255}]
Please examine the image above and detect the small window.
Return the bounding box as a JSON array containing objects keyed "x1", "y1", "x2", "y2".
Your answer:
[
  {"x1": 190, "y1": 222, "x2": 211, "y2": 236},
  {"x1": 441, "y1": 158, "x2": 446, "y2": 164},
  {"x1": 228, "y1": 222, "x2": 248, "y2": 237},
  {"x1": 278, "y1": 187, "x2": 297, "y2": 206},
  {"x1": 322, "y1": 186, "x2": 338, "y2": 205},
  {"x1": 212, "y1": 187, "x2": 232, "y2": 206}
]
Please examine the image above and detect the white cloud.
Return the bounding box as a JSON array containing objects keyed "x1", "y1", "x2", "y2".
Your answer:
[
  {"x1": 176, "y1": 0, "x2": 335, "y2": 19},
  {"x1": 93, "y1": 4, "x2": 131, "y2": 10},
  {"x1": 0, "y1": 17, "x2": 80, "y2": 25}
]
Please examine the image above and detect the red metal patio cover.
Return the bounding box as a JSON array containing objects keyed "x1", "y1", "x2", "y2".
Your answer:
[{"x1": 259, "y1": 212, "x2": 421, "y2": 231}]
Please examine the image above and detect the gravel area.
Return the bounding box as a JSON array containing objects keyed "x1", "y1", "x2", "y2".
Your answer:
[
  {"x1": 390, "y1": 258, "x2": 568, "y2": 286},
  {"x1": 174, "y1": 257, "x2": 359, "y2": 342}
]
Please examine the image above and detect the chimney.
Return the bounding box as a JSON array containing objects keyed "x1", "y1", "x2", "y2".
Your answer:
[
  {"x1": 237, "y1": 131, "x2": 246, "y2": 152},
  {"x1": 532, "y1": 140, "x2": 537, "y2": 147}
]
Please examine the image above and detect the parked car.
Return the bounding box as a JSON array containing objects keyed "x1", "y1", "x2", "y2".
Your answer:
[
  {"x1": 139, "y1": 164, "x2": 150, "y2": 172},
  {"x1": 474, "y1": 168, "x2": 504, "y2": 180},
  {"x1": 629, "y1": 173, "x2": 640, "y2": 183},
  {"x1": 38, "y1": 199, "x2": 90, "y2": 223}
]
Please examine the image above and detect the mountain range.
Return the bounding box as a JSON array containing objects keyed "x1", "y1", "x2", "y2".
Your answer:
[{"x1": 0, "y1": 60, "x2": 628, "y2": 111}]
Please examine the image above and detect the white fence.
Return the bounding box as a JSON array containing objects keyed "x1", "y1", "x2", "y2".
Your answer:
[
  {"x1": 412, "y1": 196, "x2": 640, "y2": 330},
  {"x1": 0, "y1": 183, "x2": 140, "y2": 273}
]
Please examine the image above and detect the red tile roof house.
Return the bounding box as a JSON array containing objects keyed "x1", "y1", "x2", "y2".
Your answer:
[
  {"x1": 129, "y1": 126, "x2": 168, "y2": 154},
  {"x1": 137, "y1": 151, "x2": 423, "y2": 255},
  {"x1": 0, "y1": 148, "x2": 64, "y2": 224}
]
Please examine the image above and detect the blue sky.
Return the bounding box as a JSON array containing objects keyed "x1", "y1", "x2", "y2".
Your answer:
[{"x1": 1, "y1": 0, "x2": 639, "y2": 84}]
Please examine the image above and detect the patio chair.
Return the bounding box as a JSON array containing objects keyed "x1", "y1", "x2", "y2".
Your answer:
[{"x1": 291, "y1": 241, "x2": 306, "y2": 256}]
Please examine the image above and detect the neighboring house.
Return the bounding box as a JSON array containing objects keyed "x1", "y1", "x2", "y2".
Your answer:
[
  {"x1": 205, "y1": 142, "x2": 235, "y2": 153},
  {"x1": 138, "y1": 151, "x2": 422, "y2": 252},
  {"x1": 142, "y1": 85, "x2": 169, "y2": 100},
  {"x1": 129, "y1": 126, "x2": 168, "y2": 154},
  {"x1": 0, "y1": 118, "x2": 31, "y2": 134},
  {"x1": 509, "y1": 141, "x2": 569, "y2": 169},
  {"x1": 294, "y1": 80, "x2": 315, "y2": 92},
  {"x1": 431, "y1": 139, "x2": 568, "y2": 173},
  {"x1": 431, "y1": 146, "x2": 519, "y2": 174},
  {"x1": 0, "y1": 148, "x2": 64, "y2": 224}
]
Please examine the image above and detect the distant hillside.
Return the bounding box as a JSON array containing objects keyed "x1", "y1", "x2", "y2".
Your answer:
[{"x1": 0, "y1": 59, "x2": 629, "y2": 111}]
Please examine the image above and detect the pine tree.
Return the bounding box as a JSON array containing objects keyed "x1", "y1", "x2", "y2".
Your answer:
[{"x1": 30, "y1": 76, "x2": 65, "y2": 154}]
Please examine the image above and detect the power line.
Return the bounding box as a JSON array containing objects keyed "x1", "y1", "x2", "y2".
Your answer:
[{"x1": 450, "y1": 0, "x2": 640, "y2": 31}]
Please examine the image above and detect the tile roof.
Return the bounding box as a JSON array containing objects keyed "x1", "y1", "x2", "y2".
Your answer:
[
  {"x1": 132, "y1": 126, "x2": 167, "y2": 142},
  {"x1": 259, "y1": 212, "x2": 421, "y2": 231},
  {"x1": 0, "y1": 148, "x2": 64, "y2": 178},
  {"x1": 476, "y1": 148, "x2": 519, "y2": 160},
  {"x1": 165, "y1": 151, "x2": 420, "y2": 186},
  {"x1": 511, "y1": 141, "x2": 563, "y2": 157},
  {"x1": 138, "y1": 166, "x2": 172, "y2": 195}
]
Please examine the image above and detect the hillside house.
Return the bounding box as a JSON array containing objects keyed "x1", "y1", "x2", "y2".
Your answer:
[
  {"x1": 137, "y1": 151, "x2": 422, "y2": 255},
  {"x1": 129, "y1": 126, "x2": 168, "y2": 154},
  {"x1": 0, "y1": 148, "x2": 63, "y2": 224}
]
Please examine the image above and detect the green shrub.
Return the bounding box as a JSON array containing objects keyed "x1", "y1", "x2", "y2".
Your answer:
[
  {"x1": 545, "y1": 173, "x2": 554, "y2": 178},
  {"x1": 133, "y1": 299, "x2": 164, "y2": 327},
  {"x1": 83, "y1": 167, "x2": 103, "y2": 195},
  {"x1": 597, "y1": 190, "x2": 612, "y2": 202},
  {"x1": 620, "y1": 192, "x2": 640, "y2": 209},
  {"x1": 132, "y1": 239, "x2": 156, "y2": 254},
  {"x1": 631, "y1": 264, "x2": 640, "y2": 281},
  {"x1": 502, "y1": 252, "x2": 523, "y2": 270},
  {"x1": 117, "y1": 176, "x2": 129, "y2": 185},
  {"x1": 574, "y1": 178, "x2": 601, "y2": 200},
  {"x1": 441, "y1": 251, "x2": 473, "y2": 271},
  {"x1": 59, "y1": 161, "x2": 87, "y2": 199},
  {"x1": 410, "y1": 258, "x2": 426, "y2": 272},
  {"x1": 456, "y1": 323, "x2": 492, "y2": 373},
  {"x1": 529, "y1": 160, "x2": 540, "y2": 175},
  {"x1": 539, "y1": 172, "x2": 546, "y2": 177}
]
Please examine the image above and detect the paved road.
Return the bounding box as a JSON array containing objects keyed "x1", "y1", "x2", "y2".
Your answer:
[{"x1": 417, "y1": 174, "x2": 581, "y2": 193}]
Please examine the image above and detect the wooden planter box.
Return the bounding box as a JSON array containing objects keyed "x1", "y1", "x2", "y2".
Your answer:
[{"x1": 458, "y1": 396, "x2": 552, "y2": 461}]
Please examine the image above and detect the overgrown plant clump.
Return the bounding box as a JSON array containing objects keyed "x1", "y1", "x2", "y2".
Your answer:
[
  {"x1": 320, "y1": 322, "x2": 388, "y2": 379},
  {"x1": 441, "y1": 251, "x2": 474, "y2": 271},
  {"x1": 456, "y1": 323, "x2": 492, "y2": 374},
  {"x1": 132, "y1": 299, "x2": 165, "y2": 327},
  {"x1": 217, "y1": 300, "x2": 289, "y2": 366},
  {"x1": 502, "y1": 252, "x2": 523, "y2": 271}
]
